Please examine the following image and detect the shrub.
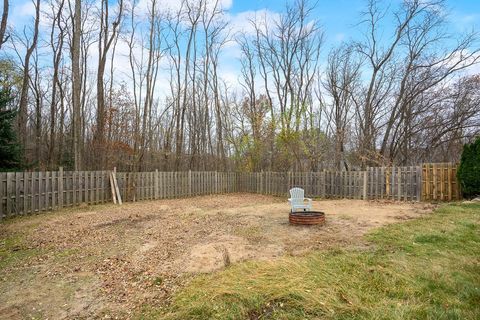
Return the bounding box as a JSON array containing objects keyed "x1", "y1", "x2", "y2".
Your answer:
[
  {"x1": 457, "y1": 136, "x2": 480, "y2": 198},
  {"x1": 0, "y1": 88, "x2": 22, "y2": 171}
]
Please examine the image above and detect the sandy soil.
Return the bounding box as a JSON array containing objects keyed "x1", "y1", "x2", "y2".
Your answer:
[{"x1": 0, "y1": 194, "x2": 435, "y2": 319}]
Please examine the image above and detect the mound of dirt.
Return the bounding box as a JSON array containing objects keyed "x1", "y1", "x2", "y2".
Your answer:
[{"x1": 183, "y1": 235, "x2": 283, "y2": 273}]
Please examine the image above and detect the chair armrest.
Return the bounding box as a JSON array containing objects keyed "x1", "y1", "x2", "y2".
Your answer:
[
  {"x1": 288, "y1": 198, "x2": 292, "y2": 203},
  {"x1": 305, "y1": 198, "x2": 312, "y2": 208}
]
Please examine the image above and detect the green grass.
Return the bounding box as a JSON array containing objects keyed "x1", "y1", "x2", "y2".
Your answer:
[
  {"x1": 0, "y1": 229, "x2": 42, "y2": 270},
  {"x1": 141, "y1": 203, "x2": 480, "y2": 320}
]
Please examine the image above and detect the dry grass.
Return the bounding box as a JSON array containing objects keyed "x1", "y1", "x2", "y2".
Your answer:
[
  {"x1": 149, "y1": 203, "x2": 480, "y2": 319},
  {"x1": 0, "y1": 194, "x2": 435, "y2": 319}
]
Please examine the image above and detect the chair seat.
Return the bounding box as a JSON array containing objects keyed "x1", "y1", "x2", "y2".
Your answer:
[{"x1": 292, "y1": 204, "x2": 310, "y2": 209}]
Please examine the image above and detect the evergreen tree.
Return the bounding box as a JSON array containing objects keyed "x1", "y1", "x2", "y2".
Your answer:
[
  {"x1": 457, "y1": 136, "x2": 480, "y2": 198},
  {"x1": 0, "y1": 88, "x2": 22, "y2": 171}
]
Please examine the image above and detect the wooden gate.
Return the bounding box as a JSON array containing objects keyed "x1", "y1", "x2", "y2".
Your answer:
[{"x1": 422, "y1": 163, "x2": 461, "y2": 201}]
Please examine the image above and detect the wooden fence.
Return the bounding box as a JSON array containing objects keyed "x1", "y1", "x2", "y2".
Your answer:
[
  {"x1": 0, "y1": 163, "x2": 460, "y2": 219},
  {"x1": 422, "y1": 163, "x2": 461, "y2": 201},
  {"x1": 236, "y1": 167, "x2": 422, "y2": 201},
  {"x1": 0, "y1": 169, "x2": 112, "y2": 218}
]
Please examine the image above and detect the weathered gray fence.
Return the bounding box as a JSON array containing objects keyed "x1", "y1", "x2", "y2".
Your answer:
[
  {"x1": 235, "y1": 167, "x2": 422, "y2": 201},
  {"x1": 0, "y1": 165, "x2": 433, "y2": 219},
  {"x1": 0, "y1": 169, "x2": 112, "y2": 217}
]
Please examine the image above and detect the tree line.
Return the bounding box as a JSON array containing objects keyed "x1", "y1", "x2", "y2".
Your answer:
[{"x1": 0, "y1": 0, "x2": 479, "y2": 172}]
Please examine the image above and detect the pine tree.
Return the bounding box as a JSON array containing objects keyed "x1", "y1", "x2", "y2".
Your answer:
[
  {"x1": 0, "y1": 88, "x2": 22, "y2": 171},
  {"x1": 457, "y1": 136, "x2": 480, "y2": 198}
]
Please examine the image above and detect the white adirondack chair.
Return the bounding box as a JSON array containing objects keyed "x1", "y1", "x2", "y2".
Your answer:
[{"x1": 288, "y1": 187, "x2": 312, "y2": 213}]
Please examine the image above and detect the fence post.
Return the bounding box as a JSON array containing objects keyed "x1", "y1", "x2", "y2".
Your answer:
[
  {"x1": 155, "y1": 169, "x2": 159, "y2": 199},
  {"x1": 447, "y1": 163, "x2": 452, "y2": 201},
  {"x1": 423, "y1": 163, "x2": 427, "y2": 201},
  {"x1": 188, "y1": 170, "x2": 192, "y2": 196},
  {"x1": 386, "y1": 167, "x2": 391, "y2": 199},
  {"x1": 23, "y1": 171, "x2": 28, "y2": 214},
  {"x1": 398, "y1": 167, "x2": 402, "y2": 201},
  {"x1": 258, "y1": 172, "x2": 261, "y2": 194},
  {"x1": 0, "y1": 173, "x2": 5, "y2": 218},
  {"x1": 15, "y1": 172, "x2": 20, "y2": 214},
  {"x1": 320, "y1": 170, "x2": 325, "y2": 198},
  {"x1": 363, "y1": 171, "x2": 367, "y2": 200},
  {"x1": 6, "y1": 172, "x2": 13, "y2": 216},
  {"x1": 58, "y1": 167, "x2": 64, "y2": 209}
]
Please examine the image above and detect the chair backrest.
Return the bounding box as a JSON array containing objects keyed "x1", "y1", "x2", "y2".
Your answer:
[{"x1": 289, "y1": 187, "x2": 305, "y2": 205}]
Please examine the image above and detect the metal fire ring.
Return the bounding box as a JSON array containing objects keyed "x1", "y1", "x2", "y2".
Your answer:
[{"x1": 289, "y1": 211, "x2": 326, "y2": 225}]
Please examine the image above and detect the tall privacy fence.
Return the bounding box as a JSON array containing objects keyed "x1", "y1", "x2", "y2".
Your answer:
[{"x1": 0, "y1": 163, "x2": 460, "y2": 219}]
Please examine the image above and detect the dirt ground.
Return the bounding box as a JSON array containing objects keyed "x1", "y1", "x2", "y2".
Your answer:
[{"x1": 0, "y1": 194, "x2": 435, "y2": 319}]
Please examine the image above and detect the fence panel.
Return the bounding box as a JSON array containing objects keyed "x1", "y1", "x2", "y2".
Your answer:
[{"x1": 422, "y1": 163, "x2": 461, "y2": 201}]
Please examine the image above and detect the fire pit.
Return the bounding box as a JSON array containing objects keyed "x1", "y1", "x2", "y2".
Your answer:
[{"x1": 289, "y1": 211, "x2": 325, "y2": 225}]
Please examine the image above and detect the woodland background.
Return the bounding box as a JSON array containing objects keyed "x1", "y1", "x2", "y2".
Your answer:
[{"x1": 0, "y1": 0, "x2": 479, "y2": 172}]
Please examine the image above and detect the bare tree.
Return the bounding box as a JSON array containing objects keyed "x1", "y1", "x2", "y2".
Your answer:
[
  {"x1": 250, "y1": 0, "x2": 323, "y2": 170},
  {"x1": 139, "y1": 0, "x2": 163, "y2": 170},
  {"x1": 16, "y1": 0, "x2": 40, "y2": 160},
  {"x1": 30, "y1": 45, "x2": 43, "y2": 165},
  {"x1": 46, "y1": 0, "x2": 66, "y2": 168},
  {"x1": 72, "y1": 0, "x2": 82, "y2": 170},
  {"x1": 352, "y1": 0, "x2": 418, "y2": 166},
  {"x1": 0, "y1": 0, "x2": 8, "y2": 50},
  {"x1": 2, "y1": 0, "x2": 478, "y2": 171},
  {"x1": 94, "y1": 0, "x2": 124, "y2": 168},
  {"x1": 353, "y1": 0, "x2": 480, "y2": 166},
  {"x1": 321, "y1": 45, "x2": 361, "y2": 170}
]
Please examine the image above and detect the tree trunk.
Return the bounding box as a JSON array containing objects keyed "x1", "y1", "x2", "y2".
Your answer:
[
  {"x1": 72, "y1": 0, "x2": 82, "y2": 170},
  {"x1": 17, "y1": 0, "x2": 40, "y2": 161},
  {"x1": 0, "y1": 0, "x2": 8, "y2": 50}
]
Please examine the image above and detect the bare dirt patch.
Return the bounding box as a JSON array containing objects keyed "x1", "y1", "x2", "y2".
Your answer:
[{"x1": 0, "y1": 194, "x2": 434, "y2": 319}]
